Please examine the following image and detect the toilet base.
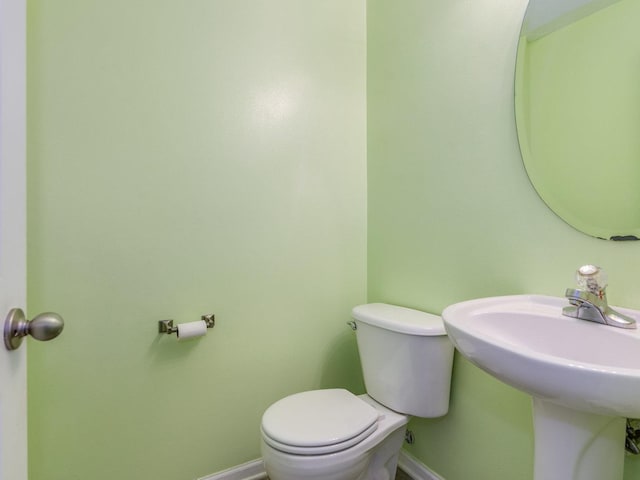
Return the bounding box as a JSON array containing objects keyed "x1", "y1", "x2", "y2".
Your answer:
[{"x1": 362, "y1": 426, "x2": 406, "y2": 480}]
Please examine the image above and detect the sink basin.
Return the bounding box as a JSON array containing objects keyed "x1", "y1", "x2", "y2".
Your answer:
[
  {"x1": 442, "y1": 294, "x2": 640, "y2": 480},
  {"x1": 442, "y1": 294, "x2": 640, "y2": 418}
]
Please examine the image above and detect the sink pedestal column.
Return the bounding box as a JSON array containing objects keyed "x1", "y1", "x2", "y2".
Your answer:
[{"x1": 533, "y1": 399, "x2": 625, "y2": 480}]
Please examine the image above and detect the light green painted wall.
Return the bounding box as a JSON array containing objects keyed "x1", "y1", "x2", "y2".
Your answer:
[
  {"x1": 27, "y1": 1, "x2": 366, "y2": 479},
  {"x1": 517, "y1": 0, "x2": 640, "y2": 239},
  {"x1": 28, "y1": 1, "x2": 640, "y2": 479},
  {"x1": 368, "y1": 0, "x2": 640, "y2": 478}
]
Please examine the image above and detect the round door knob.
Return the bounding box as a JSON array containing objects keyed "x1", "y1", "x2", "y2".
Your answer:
[
  {"x1": 28, "y1": 312, "x2": 64, "y2": 341},
  {"x1": 4, "y1": 308, "x2": 65, "y2": 351}
]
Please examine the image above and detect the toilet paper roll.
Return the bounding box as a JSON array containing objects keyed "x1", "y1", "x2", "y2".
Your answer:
[{"x1": 177, "y1": 320, "x2": 207, "y2": 340}]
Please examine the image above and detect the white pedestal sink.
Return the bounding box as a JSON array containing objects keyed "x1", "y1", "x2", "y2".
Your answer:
[{"x1": 442, "y1": 295, "x2": 640, "y2": 480}]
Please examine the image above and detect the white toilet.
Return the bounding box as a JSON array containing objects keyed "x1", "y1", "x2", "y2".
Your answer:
[{"x1": 260, "y1": 303, "x2": 454, "y2": 480}]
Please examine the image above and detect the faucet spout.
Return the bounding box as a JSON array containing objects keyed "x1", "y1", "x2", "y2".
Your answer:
[
  {"x1": 563, "y1": 288, "x2": 607, "y2": 323},
  {"x1": 563, "y1": 288, "x2": 636, "y2": 329}
]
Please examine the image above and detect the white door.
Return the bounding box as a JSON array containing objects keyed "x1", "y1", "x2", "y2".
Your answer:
[{"x1": 0, "y1": 0, "x2": 28, "y2": 479}]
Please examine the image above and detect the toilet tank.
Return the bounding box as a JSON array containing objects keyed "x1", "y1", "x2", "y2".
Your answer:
[{"x1": 352, "y1": 303, "x2": 454, "y2": 418}]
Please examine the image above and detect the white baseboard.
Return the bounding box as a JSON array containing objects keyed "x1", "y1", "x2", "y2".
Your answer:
[
  {"x1": 198, "y1": 451, "x2": 444, "y2": 480},
  {"x1": 197, "y1": 458, "x2": 267, "y2": 480},
  {"x1": 398, "y1": 450, "x2": 446, "y2": 480}
]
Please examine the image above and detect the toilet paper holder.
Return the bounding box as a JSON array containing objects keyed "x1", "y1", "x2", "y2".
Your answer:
[{"x1": 158, "y1": 314, "x2": 215, "y2": 335}]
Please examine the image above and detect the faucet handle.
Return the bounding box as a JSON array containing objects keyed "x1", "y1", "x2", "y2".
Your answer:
[{"x1": 575, "y1": 265, "x2": 607, "y2": 297}]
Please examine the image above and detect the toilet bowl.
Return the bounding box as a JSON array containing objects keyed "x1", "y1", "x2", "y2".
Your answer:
[
  {"x1": 261, "y1": 391, "x2": 408, "y2": 480},
  {"x1": 260, "y1": 303, "x2": 454, "y2": 480}
]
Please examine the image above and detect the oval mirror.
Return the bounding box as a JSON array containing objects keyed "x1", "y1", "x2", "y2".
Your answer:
[{"x1": 515, "y1": 0, "x2": 640, "y2": 240}]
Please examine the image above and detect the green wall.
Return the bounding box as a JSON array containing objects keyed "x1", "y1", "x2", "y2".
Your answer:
[
  {"x1": 367, "y1": 0, "x2": 640, "y2": 478},
  {"x1": 28, "y1": 1, "x2": 640, "y2": 479},
  {"x1": 27, "y1": 1, "x2": 366, "y2": 479}
]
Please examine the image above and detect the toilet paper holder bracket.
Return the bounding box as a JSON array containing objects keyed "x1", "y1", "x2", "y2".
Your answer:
[{"x1": 158, "y1": 314, "x2": 215, "y2": 335}]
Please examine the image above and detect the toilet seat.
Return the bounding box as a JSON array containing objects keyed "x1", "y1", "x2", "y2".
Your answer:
[{"x1": 261, "y1": 389, "x2": 379, "y2": 455}]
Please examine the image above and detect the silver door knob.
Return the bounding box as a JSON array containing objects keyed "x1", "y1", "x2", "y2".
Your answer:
[{"x1": 4, "y1": 308, "x2": 64, "y2": 351}]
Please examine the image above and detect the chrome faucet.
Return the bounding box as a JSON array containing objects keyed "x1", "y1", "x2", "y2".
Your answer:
[{"x1": 562, "y1": 265, "x2": 636, "y2": 329}]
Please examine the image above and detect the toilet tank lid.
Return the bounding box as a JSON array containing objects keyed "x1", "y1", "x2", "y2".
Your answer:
[{"x1": 352, "y1": 303, "x2": 446, "y2": 336}]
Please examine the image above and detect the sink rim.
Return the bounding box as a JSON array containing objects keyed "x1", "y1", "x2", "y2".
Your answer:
[
  {"x1": 442, "y1": 294, "x2": 640, "y2": 418},
  {"x1": 443, "y1": 294, "x2": 640, "y2": 375}
]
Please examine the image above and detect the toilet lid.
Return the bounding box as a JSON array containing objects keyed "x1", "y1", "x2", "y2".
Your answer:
[{"x1": 261, "y1": 389, "x2": 379, "y2": 454}]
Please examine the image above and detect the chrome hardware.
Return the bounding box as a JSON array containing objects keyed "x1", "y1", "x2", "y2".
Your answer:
[
  {"x1": 626, "y1": 419, "x2": 640, "y2": 455},
  {"x1": 158, "y1": 320, "x2": 178, "y2": 335},
  {"x1": 346, "y1": 320, "x2": 357, "y2": 331},
  {"x1": 562, "y1": 265, "x2": 636, "y2": 329},
  {"x1": 158, "y1": 314, "x2": 215, "y2": 335},
  {"x1": 4, "y1": 308, "x2": 65, "y2": 351},
  {"x1": 563, "y1": 289, "x2": 636, "y2": 329},
  {"x1": 405, "y1": 429, "x2": 415, "y2": 445}
]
